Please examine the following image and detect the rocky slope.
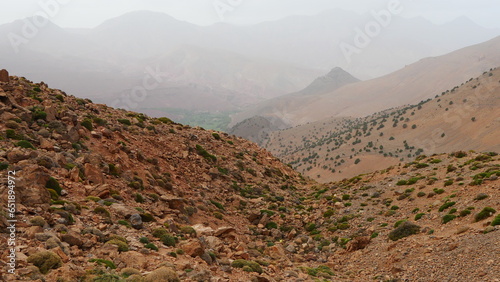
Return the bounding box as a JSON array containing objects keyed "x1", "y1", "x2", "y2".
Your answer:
[{"x1": 0, "y1": 72, "x2": 499, "y2": 281}]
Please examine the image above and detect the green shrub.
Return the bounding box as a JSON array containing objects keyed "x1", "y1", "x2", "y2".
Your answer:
[
  {"x1": 93, "y1": 207, "x2": 111, "y2": 218},
  {"x1": 157, "y1": 117, "x2": 173, "y2": 124},
  {"x1": 55, "y1": 94, "x2": 64, "y2": 102},
  {"x1": 16, "y1": 140, "x2": 35, "y2": 149},
  {"x1": 342, "y1": 194, "x2": 350, "y2": 200},
  {"x1": 212, "y1": 132, "x2": 221, "y2": 140},
  {"x1": 417, "y1": 192, "x2": 426, "y2": 197},
  {"x1": 160, "y1": 234, "x2": 176, "y2": 247},
  {"x1": 118, "y1": 119, "x2": 131, "y2": 126},
  {"x1": 27, "y1": 251, "x2": 62, "y2": 274},
  {"x1": 438, "y1": 202, "x2": 456, "y2": 212},
  {"x1": 47, "y1": 189, "x2": 59, "y2": 200},
  {"x1": 32, "y1": 110, "x2": 47, "y2": 121},
  {"x1": 336, "y1": 222, "x2": 350, "y2": 230},
  {"x1": 231, "y1": 259, "x2": 263, "y2": 274},
  {"x1": 388, "y1": 221, "x2": 421, "y2": 241},
  {"x1": 491, "y1": 214, "x2": 500, "y2": 226},
  {"x1": 396, "y1": 180, "x2": 408, "y2": 186},
  {"x1": 117, "y1": 220, "x2": 131, "y2": 228},
  {"x1": 442, "y1": 214, "x2": 457, "y2": 224},
  {"x1": 30, "y1": 216, "x2": 47, "y2": 227},
  {"x1": 140, "y1": 213, "x2": 155, "y2": 222},
  {"x1": 180, "y1": 226, "x2": 196, "y2": 235},
  {"x1": 152, "y1": 228, "x2": 168, "y2": 238},
  {"x1": 88, "y1": 258, "x2": 116, "y2": 269},
  {"x1": 304, "y1": 265, "x2": 334, "y2": 277},
  {"x1": 444, "y1": 180, "x2": 454, "y2": 187},
  {"x1": 81, "y1": 118, "x2": 93, "y2": 131},
  {"x1": 210, "y1": 200, "x2": 225, "y2": 210},
  {"x1": 265, "y1": 222, "x2": 278, "y2": 229},
  {"x1": 106, "y1": 239, "x2": 129, "y2": 252},
  {"x1": 407, "y1": 177, "x2": 420, "y2": 185},
  {"x1": 415, "y1": 213, "x2": 425, "y2": 220},
  {"x1": 213, "y1": 212, "x2": 223, "y2": 220},
  {"x1": 139, "y1": 237, "x2": 149, "y2": 244},
  {"x1": 86, "y1": 196, "x2": 101, "y2": 202},
  {"x1": 459, "y1": 209, "x2": 472, "y2": 217},
  {"x1": 108, "y1": 163, "x2": 120, "y2": 176},
  {"x1": 196, "y1": 145, "x2": 217, "y2": 163},
  {"x1": 145, "y1": 243, "x2": 159, "y2": 251},
  {"x1": 45, "y1": 177, "x2": 62, "y2": 195},
  {"x1": 121, "y1": 267, "x2": 141, "y2": 278},
  {"x1": 134, "y1": 193, "x2": 144, "y2": 203},
  {"x1": 475, "y1": 207, "x2": 496, "y2": 222},
  {"x1": 323, "y1": 209, "x2": 335, "y2": 218},
  {"x1": 93, "y1": 117, "x2": 107, "y2": 126},
  {"x1": 394, "y1": 219, "x2": 407, "y2": 228},
  {"x1": 0, "y1": 162, "x2": 8, "y2": 171},
  {"x1": 305, "y1": 223, "x2": 316, "y2": 232},
  {"x1": 128, "y1": 181, "x2": 143, "y2": 190},
  {"x1": 433, "y1": 188, "x2": 445, "y2": 194},
  {"x1": 6, "y1": 129, "x2": 23, "y2": 140}
]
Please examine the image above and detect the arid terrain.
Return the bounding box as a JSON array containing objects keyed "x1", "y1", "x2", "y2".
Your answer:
[
  {"x1": 265, "y1": 67, "x2": 500, "y2": 182},
  {"x1": 0, "y1": 72, "x2": 499, "y2": 281}
]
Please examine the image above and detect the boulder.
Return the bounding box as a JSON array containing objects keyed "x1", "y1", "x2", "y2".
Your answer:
[
  {"x1": 83, "y1": 163, "x2": 105, "y2": 184},
  {"x1": 181, "y1": 240, "x2": 204, "y2": 257},
  {"x1": 0, "y1": 69, "x2": 9, "y2": 82},
  {"x1": 129, "y1": 214, "x2": 143, "y2": 229}
]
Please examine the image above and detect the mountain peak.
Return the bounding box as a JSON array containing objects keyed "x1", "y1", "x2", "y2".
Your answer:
[
  {"x1": 325, "y1": 66, "x2": 352, "y2": 78},
  {"x1": 299, "y1": 67, "x2": 360, "y2": 95}
]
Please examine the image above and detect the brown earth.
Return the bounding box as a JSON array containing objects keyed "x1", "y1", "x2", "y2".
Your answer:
[{"x1": 0, "y1": 74, "x2": 498, "y2": 281}]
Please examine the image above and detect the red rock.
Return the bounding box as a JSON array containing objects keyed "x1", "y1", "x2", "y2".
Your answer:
[
  {"x1": 0, "y1": 69, "x2": 9, "y2": 82},
  {"x1": 181, "y1": 240, "x2": 204, "y2": 257},
  {"x1": 84, "y1": 163, "x2": 105, "y2": 184}
]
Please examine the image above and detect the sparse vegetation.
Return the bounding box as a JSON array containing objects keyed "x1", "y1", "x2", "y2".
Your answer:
[
  {"x1": 475, "y1": 207, "x2": 496, "y2": 222},
  {"x1": 27, "y1": 251, "x2": 62, "y2": 274},
  {"x1": 388, "y1": 221, "x2": 421, "y2": 241}
]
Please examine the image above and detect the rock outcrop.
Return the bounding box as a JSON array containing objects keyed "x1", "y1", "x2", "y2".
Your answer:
[{"x1": 0, "y1": 69, "x2": 9, "y2": 82}]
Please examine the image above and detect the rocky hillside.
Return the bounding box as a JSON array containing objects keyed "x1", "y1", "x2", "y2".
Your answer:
[
  {"x1": 0, "y1": 72, "x2": 499, "y2": 281},
  {"x1": 266, "y1": 67, "x2": 500, "y2": 182}
]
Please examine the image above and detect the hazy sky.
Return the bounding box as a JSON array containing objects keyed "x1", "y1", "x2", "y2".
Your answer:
[{"x1": 2, "y1": 0, "x2": 500, "y2": 28}]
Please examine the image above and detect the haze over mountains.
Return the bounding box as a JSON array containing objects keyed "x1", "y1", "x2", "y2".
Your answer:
[
  {"x1": 2, "y1": 3, "x2": 500, "y2": 281},
  {"x1": 1, "y1": 10, "x2": 499, "y2": 129},
  {"x1": 233, "y1": 36, "x2": 500, "y2": 129}
]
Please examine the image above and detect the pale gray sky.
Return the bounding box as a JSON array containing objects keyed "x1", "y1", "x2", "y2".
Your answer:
[{"x1": 2, "y1": 0, "x2": 500, "y2": 28}]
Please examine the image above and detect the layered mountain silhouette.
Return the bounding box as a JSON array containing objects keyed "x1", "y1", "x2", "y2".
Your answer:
[
  {"x1": 0, "y1": 11, "x2": 499, "y2": 130},
  {"x1": 232, "y1": 36, "x2": 500, "y2": 128}
]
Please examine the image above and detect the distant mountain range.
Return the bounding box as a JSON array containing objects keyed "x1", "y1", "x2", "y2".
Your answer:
[
  {"x1": 0, "y1": 10, "x2": 499, "y2": 129},
  {"x1": 232, "y1": 36, "x2": 500, "y2": 129}
]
